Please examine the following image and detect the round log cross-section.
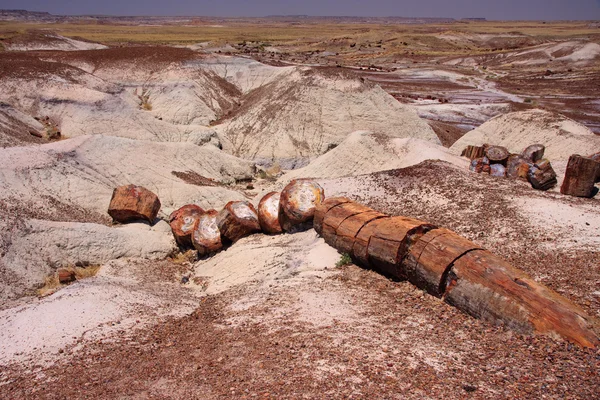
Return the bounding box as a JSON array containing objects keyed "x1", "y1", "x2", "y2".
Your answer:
[
  {"x1": 279, "y1": 179, "x2": 325, "y2": 232},
  {"x1": 258, "y1": 192, "x2": 283, "y2": 234},
  {"x1": 485, "y1": 145, "x2": 510, "y2": 165},
  {"x1": 217, "y1": 201, "x2": 261, "y2": 243},
  {"x1": 192, "y1": 210, "x2": 222, "y2": 256}
]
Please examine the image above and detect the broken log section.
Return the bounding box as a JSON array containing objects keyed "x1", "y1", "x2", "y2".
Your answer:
[
  {"x1": 217, "y1": 201, "x2": 261, "y2": 243},
  {"x1": 314, "y1": 197, "x2": 599, "y2": 348},
  {"x1": 461, "y1": 145, "x2": 486, "y2": 160},
  {"x1": 560, "y1": 154, "x2": 600, "y2": 198},
  {"x1": 169, "y1": 204, "x2": 205, "y2": 247},
  {"x1": 257, "y1": 192, "x2": 283, "y2": 234},
  {"x1": 279, "y1": 179, "x2": 325, "y2": 232},
  {"x1": 192, "y1": 210, "x2": 222, "y2": 256}
]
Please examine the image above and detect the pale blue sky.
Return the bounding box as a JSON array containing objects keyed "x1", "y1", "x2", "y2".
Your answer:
[{"x1": 0, "y1": 0, "x2": 599, "y2": 20}]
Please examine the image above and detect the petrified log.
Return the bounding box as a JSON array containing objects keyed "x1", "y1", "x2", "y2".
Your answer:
[
  {"x1": 335, "y1": 211, "x2": 387, "y2": 254},
  {"x1": 490, "y1": 164, "x2": 506, "y2": 178},
  {"x1": 169, "y1": 204, "x2": 205, "y2": 247},
  {"x1": 192, "y1": 210, "x2": 222, "y2": 256},
  {"x1": 485, "y1": 145, "x2": 510, "y2": 165},
  {"x1": 108, "y1": 185, "x2": 161, "y2": 224},
  {"x1": 366, "y1": 217, "x2": 436, "y2": 278},
  {"x1": 352, "y1": 217, "x2": 391, "y2": 267},
  {"x1": 443, "y1": 250, "x2": 599, "y2": 348},
  {"x1": 404, "y1": 229, "x2": 481, "y2": 297},
  {"x1": 314, "y1": 197, "x2": 352, "y2": 235},
  {"x1": 522, "y1": 144, "x2": 545, "y2": 163},
  {"x1": 461, "y1": 145, "x2": 486, "y2": 160},
  {"x1": 320, "y1": 202, "x2": 374, "y2": 246},
  {"x1": 560, "y1": 155, "x2": 600, "y2": 198},
  {"x1": 506, "y1": 155, "x2": 531, "y2": 181},
  {"x1": 217, "y1": 201, "x2": 261, "y2": 243},
  {"x1": 57, "y1": 269, "x2": 76, "y2": 284},
  {"x1": 257, "y1": 192, "x2": 283, "y2": 234},
  {"x1": 279, "y1": 179, "x2": 325, "y2": 232},
  {"x1": 528, "y1": 159, "x2": 557, "y2": 191}
]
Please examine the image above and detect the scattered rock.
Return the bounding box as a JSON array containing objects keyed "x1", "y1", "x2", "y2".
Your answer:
[
  {"x1": 107, "y1": 185, "x2": 161, "y2": 224},
  {"x1": 169, "y1": 204, "x2": 205, "y2": 247},
  {"x1": 490, "y1": 164, "x2": 506, "y2": 177},
  {"x1": 506, "y1": 155, "x2": 531, "y2": 180},
  {"x1": 528, "y1": 159, "x2": 557, "y2": 191},
  {"x1": 192, "y1": 210, "x2": 223, "y2": 256},
  {"x1": 522, "y1": 144, "x2": 545, "y2": 163},
  {"x1": 57, "y1": 269, "x2": 76, "y2": 284}
]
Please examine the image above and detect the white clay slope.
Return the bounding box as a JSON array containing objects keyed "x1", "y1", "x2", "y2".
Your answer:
[{"x1": 450, "y1": 109, "x2": 600, "y2": 160}]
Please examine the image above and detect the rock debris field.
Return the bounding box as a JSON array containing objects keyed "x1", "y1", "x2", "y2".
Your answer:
[{"x1": 0, "y1": 34, "x2": 599, "y2": 399}]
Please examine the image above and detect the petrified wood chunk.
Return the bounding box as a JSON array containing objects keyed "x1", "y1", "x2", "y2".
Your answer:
[
  {"x1": 320, "y1": 202, "x2": 374, "y2": 246},
  {"x1": 57, "y1": 269, "x2": 76, "y2": 284},
  {"x1": 485, "y1": 145, "x2": 510, "y2": 165},
  {"x1": 313, "y1": 197, "x2": 352, "y2": 235},
  {"x1": 366, "y1": 216, "x2": 436, "y2": 278},
  {"x1": 335, "y1": 211, "x2": 387, "y2": 254},
  {"x1": 469, "y1": 157, "x2": 490, "y2": 173},
  {"x1": 217, "y1": 201, "x2": 261, "y2": 243},
  {"x1": 169, "y1": 204, "x2": 205, "y2": 247},
  {"x1": 528, "y1": 159, "x2": 557, "y2": 191},
  {"x1": 352, "y1": 217, "x2": 391, "y2": 268},
  {"x1": 560, "y1": 154, "x2": 600, "y2": 198},
  {"x1": 404, "y1": 229, "x2": 482, "y2": 297},
  {"x1": 192, "y1": 210, "x2": 222, "y2": 256},
  {"x1": 257, "y1": 192, "x2": 283, "y2": 234},
  {"x1": 461, "y1": 145, "x2": 486, "y2": 160},
  {"x1": 443, "y1": 250, "x2": 599, "y2": 348},
  {"x1": 506, "y1": 155, "x2": 531, "y2": 180},
  {"x1": 279, "y1": 179, "x2": 325, "y2": 232},
  {"x1": 490, "y1": 164, "x2": 506, "y2": 177},
  {"x1": 108, "y1": 185, "x2": 161, "y2": 224},
  {"x1": 589, "y1": 152, "x2": 600, "y2": 182},
  {"x1": 522, "y1": 144, "x2": 545, "y2": 163}
]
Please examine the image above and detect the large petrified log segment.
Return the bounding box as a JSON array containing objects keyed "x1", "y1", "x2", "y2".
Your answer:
[
  {"x1": 313, "y1": 197, "x2": 352, "y2": 235},
  {"x1": 257, "y1": 192, "x2": 283, "y2": 234},
  {"x1": 366, "y1": 216, "x2": 436, "y2": 278},
  {"x1": 485, "y1": 145, "x2": 510, "y2": 165},
  {"x1": 169, "y1": 204, "x2": 205, "y2": 247},
  {"x1": 528, "y1": 159, "x2": 557, "y2": 191},
  {"x1": 560, "y1": 154, "x2": 600, "y2": 198},
  {"x1": 108, "y1": 185, "x2": 161, "y2": 224},
  {"x1": 217, "y1": 201, "x2": 261, "y2": 243},
  {"x1": 321, "y1": 202, "x2": 374, "y2": 245},
  {"x1": 192, "y1": 210, "x2": 223, "y2": 256},
  {"x1": 443, "y1": 250, "x2": 599, "y2": 348},
  {"x1": 335, "y1": 211, "x2": 387, "y2": 254},
  {"x1": 352, "y1": 217, "x2": 391, "y2": 267},
  {"x1": 522, "y1": 144, "x2": 545, "y2": 163},
  {"x1": 404, "y1": 229, "x2": 482, "y2": 297},
  {"x1": 461, "y1": 145, "x2": 486, "y2": 160},
  {"x1": 279, "y1": 179, "x2": 325, "y2": 232}
]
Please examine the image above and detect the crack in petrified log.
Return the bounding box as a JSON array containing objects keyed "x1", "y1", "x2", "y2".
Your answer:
[{"x1": 314, "y1": 197, "x2": 599, "y2": 348}]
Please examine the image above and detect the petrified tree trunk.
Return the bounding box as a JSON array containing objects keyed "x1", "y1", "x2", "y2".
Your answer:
[
  {"x1": 192, "y1": 210, "x2": 222, "y2": 256},
  {"x1": 169, "y1": 204, "x2": 205, "y2": 247},
  {"x1": 279, "y1": 179, "x2": 325, "y2": 232},
  {"x1": 522, "y1": 144, "x2": 545, "y2": 163},
  {"x1": 314, "y1": 197, "x2": 600, "y2": 348},
  {"x1": 257, "y1": 192, "x2": 283, "y2": 234},
  {"x1": 217, "y1": 201, "x2": 261, "y2": 243},
  {"x1": 443, "y1": 250, "x2": 599, "y2": 349},
  {"x1": 560, "y1": 155, "x2": 600, "y2": 198},
  {"x1": 461, "y1": 145, "x2": 486, "y2": 160},
  {"x1": 485, "y1": 145, "x2": 510, "y2": 165},
  {"x1": 528, "y1": 159, "x2": 557, "y2": 191},
  {"x1": 108, "y1": 185, "x2": 161, "y2": 224}
]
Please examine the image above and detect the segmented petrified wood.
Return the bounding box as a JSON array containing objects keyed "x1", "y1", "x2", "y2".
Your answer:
[
  {"x1": 461, "y1": 145, "x2": 486, "y2": 160},
  {"x1": 560, "y1": 154, "x2": 600, "y2": 198},
  {"x1": 404, "y1": 229, "x2": 482, "y2": 297},
  {"x1": 320, "y1": 202, "x2": 374, "y2": 246},
  {"x1": 313, "y1": 197, "x2": 352, "y2": 235},
  {"x1": 169, "y1": 204, "x2": 205, "y2": 247},
  {"x1": 257, "y1": 192, "x2": 283, "y2": 234},
  {"x1": 522, "y1": 144, "x2": 545, "y2": 163},
  {"x1": 506, "y1": 155, "x2": 531, "y2": 180},
  {"x1": 192, "y1": 210, "x2": 222, "y2": 256},
  {"x1": 443, "y1": 250, "x2": 599, "y2": 349},
  {"x1": 366, "y1": 217, "x2": 436, "y2": 278},
  {"x1": 352, "y1": 217, "x2": 391, "y2": 267},
  {"x1": 217, "y1": 201, "x2": 261, "y2": 243},
  {"x1": 485, "y1": 145, "x2": 510, "y2": 165},
  {"x1": 335, "y1": 211, "x2": 387, "y2": 254},
  {"x1": 108, "y1": 184, "x2": 161, "y2": 224},
  {"x1": 528, "y1": 159, "x2": 557, "y2": 191},
  {"x1": 279, "y1": 179, "x2": 325, "y2": 232}
]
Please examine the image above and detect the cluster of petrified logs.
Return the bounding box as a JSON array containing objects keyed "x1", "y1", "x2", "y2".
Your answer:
[
  {"x1": 108, "y1": 181, "x2": 599, "y2": 348},
  {"x1": 463, "y1": 144, "x2": 600, "y2": 197},
  {"x1": 314, "y1": 198, "x2": 599, "y2": 348}
]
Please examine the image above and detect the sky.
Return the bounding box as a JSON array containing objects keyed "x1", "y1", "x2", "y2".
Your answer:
[{"x1": 1, "y1": 0, "x2": 599, "y2": 20}]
